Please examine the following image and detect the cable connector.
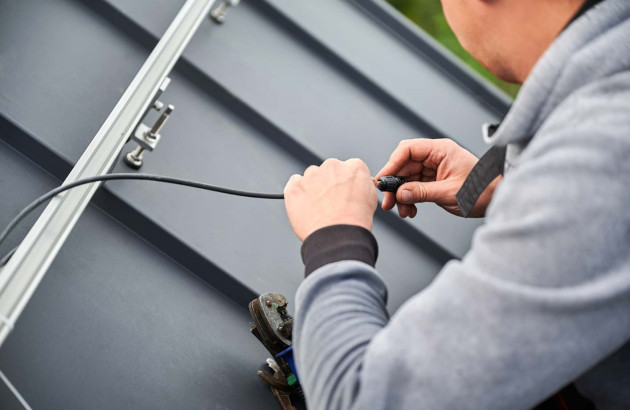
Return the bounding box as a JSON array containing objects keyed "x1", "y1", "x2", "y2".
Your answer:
[{"x1": 376, "y1": 176, "x2": 406, "y2": 192}]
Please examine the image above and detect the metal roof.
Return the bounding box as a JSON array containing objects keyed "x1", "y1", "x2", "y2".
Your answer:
[{"x1": 0, "y1": 0, "x2": 509, "y2": 408}]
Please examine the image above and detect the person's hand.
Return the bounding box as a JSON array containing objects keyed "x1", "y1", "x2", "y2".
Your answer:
[
  {"x1": 376, "y1": 139, "x2": 499, "y2": 218},
  {"x1": 284, "y1": 158, "x2": 378, "y2": 241}
]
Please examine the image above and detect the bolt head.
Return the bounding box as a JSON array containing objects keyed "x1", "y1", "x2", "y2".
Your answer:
[
  {"x1": 153, "y1": 100, "x2": 164, "y2": 111},
  {"x1": 211, "y1": 13, "x2": 226, "y2": 24},
  {"x1": 124, "y1": 151, "x2": 143, "y2": 169}
]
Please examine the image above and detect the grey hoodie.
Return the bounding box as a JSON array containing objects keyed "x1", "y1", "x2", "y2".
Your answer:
[{"x1": 293, "y1": 1, "x2": 630, "y2": 409}]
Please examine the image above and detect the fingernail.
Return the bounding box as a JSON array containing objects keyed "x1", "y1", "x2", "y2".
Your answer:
[{"x1": 401, "y1": 190, "x2": 412, "y2": 203}]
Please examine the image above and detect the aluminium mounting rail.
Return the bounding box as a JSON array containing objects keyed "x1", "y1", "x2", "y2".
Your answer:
[{"x1": 0, "y1": 0, "x2": 217, "y2": 348}]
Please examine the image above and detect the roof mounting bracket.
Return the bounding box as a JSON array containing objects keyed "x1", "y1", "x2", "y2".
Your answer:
[
  {"x1": 123, "y1": 77, "x2": 175, "y2": 169},
  {"x1": 210, "y1": 0, "x2": 240, "y2": 24},
  {"x1": 123, "y1": 104, "x2": 175, "y2": 169},
  {"x1": 133, "y1": 76, "x2": 171, "y2": 137}
]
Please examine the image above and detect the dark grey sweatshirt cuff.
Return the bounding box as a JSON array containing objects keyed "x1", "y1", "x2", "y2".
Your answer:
[{"x1": 301, "y1": 225, "x2": 378, "y2": 277}]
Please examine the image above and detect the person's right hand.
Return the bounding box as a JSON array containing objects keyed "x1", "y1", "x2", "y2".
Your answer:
[{"x1": 375, "y1": 139, "x2": 500, "y2": 218}]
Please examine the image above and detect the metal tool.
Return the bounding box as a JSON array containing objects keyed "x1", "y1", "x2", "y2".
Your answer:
[
  {"x1": 376, "y1": 175, "x2": 406, "y2": 192},
  {"x1": 250, "y1": 293, "x2": 303, "y2": 410}
]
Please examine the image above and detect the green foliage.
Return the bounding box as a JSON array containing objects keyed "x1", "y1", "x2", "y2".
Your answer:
[{"x1": 387, "y1": 0, "x2": 520, "y2": 98}]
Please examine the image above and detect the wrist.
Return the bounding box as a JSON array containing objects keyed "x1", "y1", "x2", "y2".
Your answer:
[
  {"x1": 301, "y1": 225, "x2": 378, "y2": 277},
  {"x1": 301, "y1": 212, "x2": 373, "y2": 242}
]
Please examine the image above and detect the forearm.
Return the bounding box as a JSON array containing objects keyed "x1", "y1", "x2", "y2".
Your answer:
[
  {"x1": 294, "y1": 260, "x2": 389, "y2": 410},
  {"x1": 294, "y1": 225, "x2": 387, "y2": 409}
]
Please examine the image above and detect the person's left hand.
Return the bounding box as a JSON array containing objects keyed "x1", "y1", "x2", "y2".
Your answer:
[{"x1": 284, "y1": 158, "x2": 378, "y2": 242}]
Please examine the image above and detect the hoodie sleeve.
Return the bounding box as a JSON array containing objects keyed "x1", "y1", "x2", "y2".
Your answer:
[{"x1": 293, "y1": 83, "x2": 630, "y2": 410}]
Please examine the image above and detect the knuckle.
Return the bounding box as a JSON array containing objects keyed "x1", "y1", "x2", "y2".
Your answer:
[
  {"x1": 302, "y1": 167, "x2": 316, "y2": 179},
  {"x1": 413, "y1": 183, "x2": 428, "y2": 202},
  {"x1": 322, "y1": 158, "x2": 340, "y2": 167},
  {"x1": 389, "y1": 146, "x2": 404, "y2": 161},
  {"x1": 352, "y1": 160, "x2": 371, "y2": 176},
  {"x1": 440, "y1": 138, "x2": 457, "y2": 148},
  {"x1": 284, "y1": 175, "x2": 300, "y2": 193},
  {"x1": 346, "y1": 158, "x2": 366, "y2": 169},
  {"x1": 396, "y1": 139, "x2": 410, "y2": 151}
]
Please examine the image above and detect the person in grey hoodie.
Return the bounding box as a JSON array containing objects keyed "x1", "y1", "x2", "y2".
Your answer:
[{"x1": 283, "y1": 0, "x2": 630, "y2": 409}]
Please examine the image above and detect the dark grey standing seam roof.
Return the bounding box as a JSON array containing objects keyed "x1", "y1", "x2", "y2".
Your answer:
[{"x1": 0, "y1": 0, "x2": 509, "y2": 408}]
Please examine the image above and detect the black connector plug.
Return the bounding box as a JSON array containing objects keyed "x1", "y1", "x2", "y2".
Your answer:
[{"x1": 376, "y1": 176, "x2": 406, "y2": 192}]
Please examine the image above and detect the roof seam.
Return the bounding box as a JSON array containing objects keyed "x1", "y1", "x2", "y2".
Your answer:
[{"x1": 253, "y1": 0, "x2": 450, "y2": 141}]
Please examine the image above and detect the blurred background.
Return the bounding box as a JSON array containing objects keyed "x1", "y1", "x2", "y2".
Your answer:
[{"x1": 387, "y1": 0, "x2": 521, "y2": 97}]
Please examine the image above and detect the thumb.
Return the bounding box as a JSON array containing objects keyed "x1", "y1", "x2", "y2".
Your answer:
[{"x1": 396, "y1": 181, "x2": 448, "y2": 204}]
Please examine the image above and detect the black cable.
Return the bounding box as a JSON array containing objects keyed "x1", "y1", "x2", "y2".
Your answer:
[{"x1": 0, "y1": 173, "x2": 284, "y2": 267}]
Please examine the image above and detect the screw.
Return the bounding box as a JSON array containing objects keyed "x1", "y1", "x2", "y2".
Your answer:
[
  {"x1": 210, "y1": 0, "x2": 240, "y2": 24},
  {"x1": 147, "y1": 104, "x2": 174, "y2": 140},
  {"x1": 124, "y1": 146, "x2": 144, "y2": 169}
]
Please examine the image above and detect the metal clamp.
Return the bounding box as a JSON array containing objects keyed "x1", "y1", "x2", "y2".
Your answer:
[
  {"x1": 210, "y1": 0, "x2": 240, "y2": 24},
  {"x1": 123, "y1": 78, "x2": 174, "y2": 169}
]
